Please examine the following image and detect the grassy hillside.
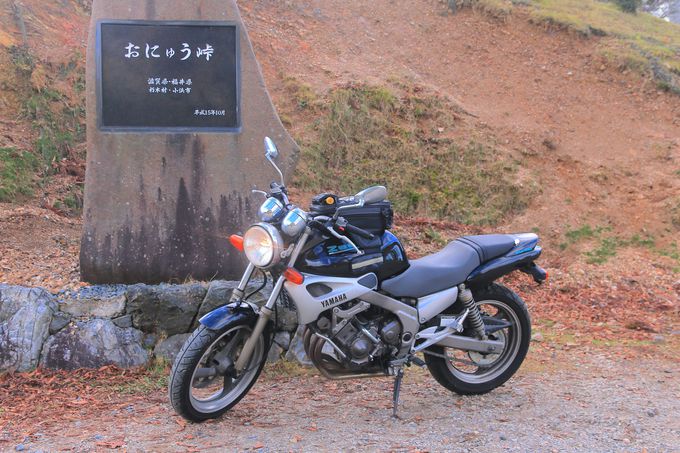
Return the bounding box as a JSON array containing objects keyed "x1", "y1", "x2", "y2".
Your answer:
[
  {"x1": 0, "y1": 1, "x2": 87, "y2": 212},
  {"x1": 286, "y1": 80, "x2": 535, "y2": 225},
  {"x1": 0, "y1": 0, "x2": 677, "y2": 245},
  {"x1": 0, "y1": 0, "x2": 677, "y2": 212},
  {"x1": 0, "y1": 0, "x2": 677, "y2": 293},
  {"x1": 462, "y1": 0, "x2": 680, "y2": 91}
]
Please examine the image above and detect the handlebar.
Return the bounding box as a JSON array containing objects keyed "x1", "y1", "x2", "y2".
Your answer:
[
  {"x1": 308, "y1": 218, "x2": 329, "y2": 232},
  {"x1": 253, "y1": 181, "x2": 290, "y2": 206},
  {"x1": 336, "y1": 217, "x2": 375, "y2": 240},
  {"x1": 310, "y1": 216, "x2": 375, "y2": 240}
]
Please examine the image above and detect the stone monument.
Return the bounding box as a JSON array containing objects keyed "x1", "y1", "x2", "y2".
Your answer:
[{"x1": 81, "y1": 0, "x2": 298, "y2": 284}]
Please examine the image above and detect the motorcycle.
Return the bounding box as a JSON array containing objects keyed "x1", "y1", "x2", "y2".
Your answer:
[{"x1": 169, "y1": 137, "x2": 547, "y2": 422}]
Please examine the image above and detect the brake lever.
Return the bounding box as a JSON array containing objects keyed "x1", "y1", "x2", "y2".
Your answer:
[
  {"x1": 325, "y1": 225, "x2": 363, "y2": 256},
  {"x1": 251, "y1": 189, "x2": 268, "y2": 198},
  {"x1": 308, "y1": 218, "x2": 363, "y2": 256}
]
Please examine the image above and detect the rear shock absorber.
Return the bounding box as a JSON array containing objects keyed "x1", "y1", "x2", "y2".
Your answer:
[{"x1": 457, "y1": 284, "x2": 487, "y2": 340}]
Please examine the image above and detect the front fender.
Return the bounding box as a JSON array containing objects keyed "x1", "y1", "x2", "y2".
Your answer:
[{"x1": 199, "y1": 303, "x2": 259, "y2": 331}]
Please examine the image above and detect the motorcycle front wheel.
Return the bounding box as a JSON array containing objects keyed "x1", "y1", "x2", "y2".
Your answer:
[
  {"x1": 424, "y1": 283, "x2": 531, "y2": 395},
  {"x1": 169, "y1": 320, "x2": 269, "y2": 422}
]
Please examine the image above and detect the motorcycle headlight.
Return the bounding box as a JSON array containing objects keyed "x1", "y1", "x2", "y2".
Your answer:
[
  {"x1": 243, "y1": 223, "x2": 284, "y2": 268},
  {"x1": 258, "y1": 197, "x2": 285, "y2": 222},
  {"x1": 281, "y1": 208, "x2": 308, "y2": 237}
]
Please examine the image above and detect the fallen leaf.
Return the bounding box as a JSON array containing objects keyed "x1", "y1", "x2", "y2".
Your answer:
[
  {"x1": 174, "y1": 417, "x2": 187, "y2": 431},
  {"x1": 175, "y1": 442, "x2": 199, "y2": 452},
  {"x1": 95, "y1": 439, "x2": 124, "y2": 449}
]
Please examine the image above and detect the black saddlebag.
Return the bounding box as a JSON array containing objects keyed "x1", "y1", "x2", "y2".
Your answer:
[{"x1": 342, "y1": 202, "x2": 394, "y2": 236}]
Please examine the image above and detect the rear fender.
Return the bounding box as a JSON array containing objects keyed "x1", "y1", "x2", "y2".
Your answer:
[
  {"x1": 466, "y1": 246, "x2": 542, "y2": 286},
  {"x1": 199, "y1": 303, "x2": 259, "y2": 331}
]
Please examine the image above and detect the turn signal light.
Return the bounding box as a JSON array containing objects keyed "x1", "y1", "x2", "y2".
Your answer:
[
  {"x1": 229, "y1": 234, "x2": 244, "y2": 251},
  {"x1": 284, "y1": 267, "x2": 304, "y2": 285}
]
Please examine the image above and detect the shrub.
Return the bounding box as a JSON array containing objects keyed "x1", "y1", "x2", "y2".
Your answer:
[
  {"x1": 614, "y1": 0, "x2": 641, "y2": 13},
  {"x1": 0, "y1": 147, "x2": 38, "y2": 202}
]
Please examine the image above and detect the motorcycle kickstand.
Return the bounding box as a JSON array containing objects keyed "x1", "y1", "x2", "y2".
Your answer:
[{"x1": 392, "y1": 368, "x2": 404, "y2": 419}]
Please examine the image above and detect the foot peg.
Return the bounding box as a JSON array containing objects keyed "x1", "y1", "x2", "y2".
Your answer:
[
  {"x1": 413, "y1": 309, "x2": 469, "y2": 353},
  {"x1": 410, "y1": 356, "x2": 426, "y2": 368},
  {"x1": 439, "y1": 309, "x2": 468, "y2": 332}
]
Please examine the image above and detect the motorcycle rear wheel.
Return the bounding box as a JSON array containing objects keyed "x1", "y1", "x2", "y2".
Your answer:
[
  {"x1": 169, "y1": 321, "x2": 269, "y2": 422},
  {"x1": 424, "y1": 283, "x2": 531, "y2": 395}
]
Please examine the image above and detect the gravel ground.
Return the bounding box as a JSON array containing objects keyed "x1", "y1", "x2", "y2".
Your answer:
[{"x1": 3, "y1": 347, "x2": 679, "y2": 452}]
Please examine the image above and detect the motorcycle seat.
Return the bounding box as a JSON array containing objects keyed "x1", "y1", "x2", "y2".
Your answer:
[
  {"x1": 381, "y1": 240, "x2": 481, "y2": 298},
  {"x1": 381, "y1": 234, "x2": 525, "y2": 298},
  {"x1": 457, "y1": 234, "x2": 518, "y2": 263}
]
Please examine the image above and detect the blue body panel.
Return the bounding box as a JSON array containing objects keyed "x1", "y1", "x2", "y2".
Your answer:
[
  {"x1": 297, "y1": 230, "x2": 409, "y2": 280},
  {"x1": 308, "y1": 231, "x2": 403, "y2": 266},
  {"x1": 511, "y1": 234, "x2": 539, "y2": 255},
  {"x1": 466, "y1": 243, "x2": 542, "y2": 286}
]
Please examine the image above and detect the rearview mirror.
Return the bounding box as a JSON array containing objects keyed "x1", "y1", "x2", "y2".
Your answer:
[
  {"x1": 264, "y1": 137, "x2": 284, "y2": 185},
  {"x1": 264, "y1": 137, "x2": 279, "y2": 160},
  {"x1": 355, "y1": 186, "x2": 387, "y2": 205}
]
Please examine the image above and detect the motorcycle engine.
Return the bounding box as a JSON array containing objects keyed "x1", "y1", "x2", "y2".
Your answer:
[{"x1": 304, "y1": 300, "x2": 402, "y2": 375}]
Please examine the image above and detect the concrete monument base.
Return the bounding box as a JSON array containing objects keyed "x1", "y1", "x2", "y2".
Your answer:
[{"x1": 81, "y1": 0, "x2": 298, "y2": 283}]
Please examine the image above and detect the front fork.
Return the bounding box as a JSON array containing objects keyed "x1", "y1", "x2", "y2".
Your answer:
[{"x1": 233, "y1": 229, "x2": 310, "y2": 372}]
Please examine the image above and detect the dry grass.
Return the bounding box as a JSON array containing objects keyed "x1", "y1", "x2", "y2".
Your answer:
[
  {"x1": 457, "y1": 0, "x2": 514, "y2": 19},
  {"x1": 290, "y1": 81, "x2": 535, "y2": 226},
  {"x1": 0, "y1": 147, "x2": 38, "y2": 202},
  {"x1": 460, "y1": 0, "x2": 680, "y2": 91}
]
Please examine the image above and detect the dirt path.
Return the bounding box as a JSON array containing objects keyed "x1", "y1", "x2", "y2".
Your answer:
[
  {"x1": 2, "y1": 347, "x2": 678, "y2": 452},
  {"x1": 0, "y1": 204, "x2": 82, "y2": 292}
]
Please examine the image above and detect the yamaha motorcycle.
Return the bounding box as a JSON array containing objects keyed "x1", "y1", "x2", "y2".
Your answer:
[{"x1": 169, "y1": 137, "x2": 547, "y2": 422}]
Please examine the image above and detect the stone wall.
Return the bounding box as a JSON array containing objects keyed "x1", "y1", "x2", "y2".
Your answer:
[{"x1": 0, "y1": 282, "x2": 308, "y2": 373}]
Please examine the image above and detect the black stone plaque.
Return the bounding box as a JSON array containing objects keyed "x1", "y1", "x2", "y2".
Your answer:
[{"x1": 97, "y1": 21, "x2": 240, "y2": 131}]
